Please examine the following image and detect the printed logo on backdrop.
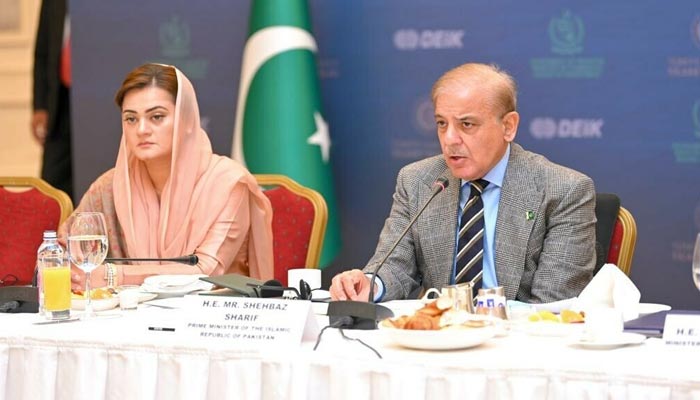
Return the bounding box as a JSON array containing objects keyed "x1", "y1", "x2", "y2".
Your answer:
[
  {"x1": 671, "y1": 99, "x2": 700, "y2": 264},
  {"x1": 391, "y1": 97, "x2": 440, "y2": 160},
  {"x1": 667, "y1": 15, "x2": 700, "y2": 78},
  {"x1": 671, "y1": 100, "x2": 700, "y2": 163},
  {"x1": 529, "y1": 117, "x2": 604, "y2": 140},
  {"x1": 414, "y1": 98, "x2": 437, "y2": 134},
  {"x1": 692, "y1": 15, "x2": 700, "y2": 49},
  {"x1": 530, "y1": 10, "x2": 605, "y2": 79},
  {"x1": 549, "y1": 10, "x2": 584, "y2": 55},
  {"x1": 156, "y1": 15, "x2": 209, "y2": 79},
  {"x1": 669, "y1": 102, "x2": 700, "y2": 264},
  {"x1": 393, "y1": 29, "x2": 464, "y2": 50}
]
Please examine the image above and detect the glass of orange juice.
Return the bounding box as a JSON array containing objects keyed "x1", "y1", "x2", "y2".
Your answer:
[{"x1": 42, "y1": 266, "x2": 71, "y2": 319}]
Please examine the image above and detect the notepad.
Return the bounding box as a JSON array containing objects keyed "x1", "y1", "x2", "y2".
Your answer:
[{"x1": 624, "y1": 310, "x2": 700, "y2": 337}]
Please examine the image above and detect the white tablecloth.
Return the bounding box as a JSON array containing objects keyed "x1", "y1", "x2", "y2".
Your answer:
[{"x1": 1, "y1": 302, "x2": 699, "y2": 400}]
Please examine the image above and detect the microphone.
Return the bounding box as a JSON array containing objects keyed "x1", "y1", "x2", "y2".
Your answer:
[
  {"x1": 246, "y1": 279, "x2": 313, "y2": 300},
  {"x1": 328, "y1": 177, "x2": 450, "y2": 329},
  {"x1": 0, "y1": 286, "x2": 39, "y2": 313},
  {"x1": 104, "y1": 254, "x2": 199, "y2": 265},
  {"x1": 0, "y1": 301, "x2": 19, "y2": 313}
]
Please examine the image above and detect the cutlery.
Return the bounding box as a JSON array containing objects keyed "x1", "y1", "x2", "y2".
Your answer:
[
  {"x1": 33, "y1": 317, "x2": 81, "y2": 325},
  {"x1": 142, "y1": 301, "x2": 178, "y2": 309}
]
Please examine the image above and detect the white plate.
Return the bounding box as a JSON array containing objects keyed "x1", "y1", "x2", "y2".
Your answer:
[
  {"x1": 71, "y1": 297, "x2": 120, "y2": 311},
  {"x1": 569, "y1": 332, "x2": 646, "y2": 349},
  {"x1": 136, "y1": 292, "x2": 158, "y2": 303},
  {"x1": 71, "y1": 292, "x2": 158, "y2": 311},
  {"x1": 379, "y1": 321, "x2": 496, "y2": 350},
  {"x1": 383, "y1": 300, "x2": 424, "y2": 318},
  {"x1": 515, "y1": 321, "x2": 584, "y2": 337},
  {"x1": 141, "y1": 274, "x2": 213, "y2": 298},
  {"x1": 638, "y1": 303, "x2": 671, "y2": 316}
]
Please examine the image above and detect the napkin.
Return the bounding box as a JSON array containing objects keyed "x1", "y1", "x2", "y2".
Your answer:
[{"x1": 576, "y1": 263, "x2": 641, "y2": 321}]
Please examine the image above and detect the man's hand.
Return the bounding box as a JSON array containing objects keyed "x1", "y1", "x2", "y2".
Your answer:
[
  {"x1": 31, "y1": 110, "x2": 49, "y2": 145},
  {"x1": 329, "y1": 269, "x2": 375, "y2": 302}
]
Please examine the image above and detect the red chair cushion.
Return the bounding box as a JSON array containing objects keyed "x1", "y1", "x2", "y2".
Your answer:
[
  {"x1": 0, "y1": 187, "x2": 62, "y2": 286},
  {"x1": 263, "y1": 187, "x2": 315, "y2": 286},
  {"x1": 606, "y1": 219, "x2": 623, "y2": 265}
]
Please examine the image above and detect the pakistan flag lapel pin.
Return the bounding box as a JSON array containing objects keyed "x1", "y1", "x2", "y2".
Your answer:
[{"x1": 526, "y1": 211, "x2": 535, "y2": 221}]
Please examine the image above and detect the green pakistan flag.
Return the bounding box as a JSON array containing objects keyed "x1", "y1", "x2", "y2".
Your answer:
[{"x1": 232, "y1": 0, "x2": 341, "y2": 267}]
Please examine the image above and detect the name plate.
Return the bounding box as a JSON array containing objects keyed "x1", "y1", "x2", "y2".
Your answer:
[
  {"x1": 180, "y1": 295, "x2": 319, "y2": 348},
  {"x1": 663, "y1": 314, "x2": 700, "y2": 347}
]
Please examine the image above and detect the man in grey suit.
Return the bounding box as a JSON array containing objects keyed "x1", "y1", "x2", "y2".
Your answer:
[{"x1": 330, "y1": 63, "x2": 596, "y2": 303}]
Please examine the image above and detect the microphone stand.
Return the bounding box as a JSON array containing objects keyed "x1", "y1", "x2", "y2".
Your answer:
[
  {"x1": 328, "y1": 178, "x2": 449, "y2": 329},
  {"x1": 104, "y1": 254, "x2": 199, "y2": 266}
]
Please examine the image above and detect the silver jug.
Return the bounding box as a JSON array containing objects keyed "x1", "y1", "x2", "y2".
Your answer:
[{"x1": 442, "y1": 282, "x2": 475, "y2": 313}]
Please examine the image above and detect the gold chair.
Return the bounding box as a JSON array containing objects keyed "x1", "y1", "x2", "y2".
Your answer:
[
  {"x1": 607, "y1": 207, "x2": 637, "y2": 276},
  {"x1": 254, "y1": 174, "x2": 327, "y2": 286},
  {"x1": 0, "y1": 177, "x2": 73, "y2": 285}
]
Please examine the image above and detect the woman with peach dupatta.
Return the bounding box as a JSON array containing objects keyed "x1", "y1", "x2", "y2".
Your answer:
[{"x1": 60, "y1": 63, "x2": 273, "y2": 291}]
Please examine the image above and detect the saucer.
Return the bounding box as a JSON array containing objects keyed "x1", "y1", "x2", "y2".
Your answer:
[
  {"x1": 637, "y1": 303, "x2": 671, "y2": 316},
  {"x1": 515, "y1": 321, "x2": 583, "y2": 337},
  {"x1": 569, "y1": 332, "x2": 646, "y2": 349},
  {"x1": 71, "y1": 292, "x2": 157, "y2": 311}
]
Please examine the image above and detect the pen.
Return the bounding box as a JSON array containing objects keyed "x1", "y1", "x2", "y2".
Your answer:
[{"x1": 148, "y1": 326, "x2": 175, "y2": 332}]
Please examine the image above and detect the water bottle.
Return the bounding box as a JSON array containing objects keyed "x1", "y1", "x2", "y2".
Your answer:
[{"x1": 34, "y1": 230, "x2": 66, "y2": 316}]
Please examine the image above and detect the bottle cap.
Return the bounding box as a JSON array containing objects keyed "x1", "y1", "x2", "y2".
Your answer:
[{"x1": 43, "y1": 230, "x2": 57, "y2": 239}]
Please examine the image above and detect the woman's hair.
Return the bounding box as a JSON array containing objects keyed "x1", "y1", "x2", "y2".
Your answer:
[{"x1": 114, "y1": 63, "x2": 178, "y2": 108}]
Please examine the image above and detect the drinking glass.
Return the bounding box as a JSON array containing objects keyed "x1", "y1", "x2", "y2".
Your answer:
[
  {"x1": 67, "y1": 212, "x2": 108, "y2": 319},
  {"x1": 693, "y1": 233, "x2": 700, "y2": 291}
]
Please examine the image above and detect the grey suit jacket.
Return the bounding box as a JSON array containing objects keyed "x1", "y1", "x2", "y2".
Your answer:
[{"x1": 364, "y1": 143, "x2": 596, "y2": 302}]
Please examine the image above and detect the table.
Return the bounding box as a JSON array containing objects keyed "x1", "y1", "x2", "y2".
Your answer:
[{"x1": 1, "y1": 301, "x2": 699, "y2": 400}]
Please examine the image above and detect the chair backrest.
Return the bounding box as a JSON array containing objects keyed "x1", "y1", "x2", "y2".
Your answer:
[
  {"x1": 594, "y1": 193, "x2": 620, "y2": 272},
  {"x1": 254, "y1": 174, "x2": 327, "y2": 286},
  {"x1": 594, "y1": 193, "x2": 637, "y2": 276},
  {"x1": 606, "y1": 206, "x2": 637, "y2": 276},
  {"x1": 0, "y1": 177, "x2": 73, "y2": 286}
]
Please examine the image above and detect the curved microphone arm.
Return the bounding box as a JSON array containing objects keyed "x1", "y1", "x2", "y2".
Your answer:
[
  {"x1": 104, "y1": 254, "x2": 199, "y2": 266},
  {"x1": 367, "y1": 177, "x2": 449, "y2": 302}
]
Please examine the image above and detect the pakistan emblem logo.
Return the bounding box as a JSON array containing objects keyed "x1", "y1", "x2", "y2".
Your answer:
[
  {"x1": 693, "y1": 16, "x2": 700, "y2": 49},
  {"x1": 693, "y1": 100, "x2": 700, "y2": 138},
  {"x1": 549, "y1": 10, "x2": 584, "y2": 55},
  {"x1": 159, "y1": 15, "x2": 190, "y2": 58}
]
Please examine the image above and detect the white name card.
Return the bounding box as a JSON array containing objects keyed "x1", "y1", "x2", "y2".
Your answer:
[
  {"x1": 180, "y1": 295, "x2": 319, "y2": 348},
  {"x1": 663, "y1": 314, "x2": 700, "y2": 347}
]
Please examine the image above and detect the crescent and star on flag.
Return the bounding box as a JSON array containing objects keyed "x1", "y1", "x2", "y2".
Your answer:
[{"x1": 233, "y1": 26, "x2": 331, "y2": 165}]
